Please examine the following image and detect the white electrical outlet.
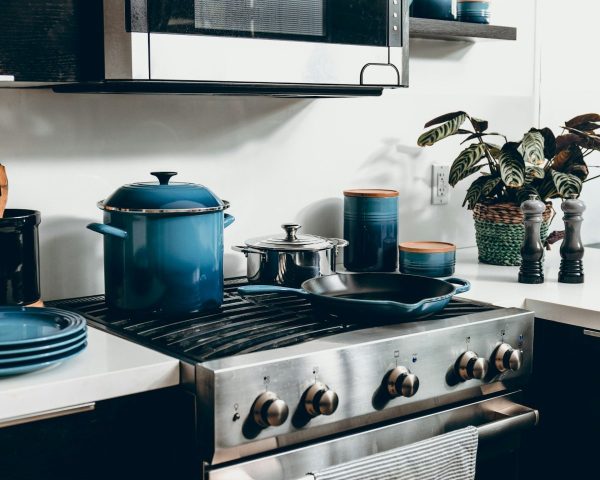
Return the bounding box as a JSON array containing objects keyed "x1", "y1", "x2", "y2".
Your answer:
[{"x1": 432, "y1": 165, "x2": 450, "y2": 205}]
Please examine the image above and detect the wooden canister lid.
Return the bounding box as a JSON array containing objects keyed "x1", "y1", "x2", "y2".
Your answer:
[
  {"x1": 344, "y1": 189, "x2": 399, "y2": 198},
  {"x1": 399, "y1": 241, "x2": 456, "y2": 253}
]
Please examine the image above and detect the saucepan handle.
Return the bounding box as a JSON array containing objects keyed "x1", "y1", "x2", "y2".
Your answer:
[
  {"x1": 232, "y1": 245, "x2": 266, "y2": 257},
  {"x1": 238, "y1": 285, "x2": 309, "y2": 297},
  {"x1": 445, "y1": 277, "x2": 471, "y2": 294}
]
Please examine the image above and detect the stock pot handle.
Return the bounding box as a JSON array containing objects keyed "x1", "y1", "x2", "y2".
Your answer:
[
  {"x1": 238, "y1": 285, "x2": 309, "y2": 297},
  {"x1": 86, "y1": 223, "x2": 128, "y2": 239},
  {"x1": 224, "y1": 214, "x2": 235, "y2": 228}
]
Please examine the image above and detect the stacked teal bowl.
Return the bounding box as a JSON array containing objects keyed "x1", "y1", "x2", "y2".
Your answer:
[
  {"x1": 457, "y1": 0, "x2": 490, "y2": 24},
  {"x1": 399, "y1": 241, "x2": 456, "y2": 277}
]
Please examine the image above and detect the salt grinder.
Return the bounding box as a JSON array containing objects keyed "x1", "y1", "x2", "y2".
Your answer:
[
  {"x1": 519, "y1": 195, "x2": 545, "y2": 284},
  {"x1": 559, "y1": 194, "x2": 586, "y2": 284}
]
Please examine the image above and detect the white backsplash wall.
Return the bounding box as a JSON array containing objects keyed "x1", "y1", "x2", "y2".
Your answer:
[
  {"x1": 0, "y1": 0, "x2": 538, "y2": 300},
  {"x1": 537, "y1": 0, "x2": 600, "y2": 242}
]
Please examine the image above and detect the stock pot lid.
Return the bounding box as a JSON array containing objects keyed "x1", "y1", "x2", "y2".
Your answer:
[
  {"x1": 245, "y1": 224, "x2": 337, "y2": 252},
  {"x1": 98, "y1": 172, "x2": 227, "y2": 213}
]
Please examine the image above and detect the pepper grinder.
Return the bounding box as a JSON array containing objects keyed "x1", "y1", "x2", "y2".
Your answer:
[
  {"x1": 519, "y1": 195, "x2": 545, "y2": 284},
  {"x1": 559, "y1": 194, "x2": 586, "y2": 284}
]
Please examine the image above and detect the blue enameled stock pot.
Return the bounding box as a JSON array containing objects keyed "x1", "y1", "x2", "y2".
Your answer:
[{"x1": 87, "y1": 172, "x2": 234, "y2": 316}]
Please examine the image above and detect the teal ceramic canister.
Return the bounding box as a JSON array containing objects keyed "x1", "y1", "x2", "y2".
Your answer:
[
  {"x1": 87, "y1": 172, "x2": 234, "y2": 317},
  {"x1": 399, "y1": 241, "x2": 456, "y2": 277},
  {"x1": 343, "y1": 189, "x2": 399, "y2": 272}
]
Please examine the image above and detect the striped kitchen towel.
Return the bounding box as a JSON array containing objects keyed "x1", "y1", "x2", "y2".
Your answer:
[{"x1": 309, "y1": 426, "x2": 478, "y2": 480}]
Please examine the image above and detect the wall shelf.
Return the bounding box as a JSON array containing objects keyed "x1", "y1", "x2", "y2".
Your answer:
[{"x1": 410, "y1": 18, "x2": 517, "y2": 41}]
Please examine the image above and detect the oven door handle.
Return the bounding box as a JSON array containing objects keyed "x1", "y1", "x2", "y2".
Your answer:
[
  {"x1": 295, "y1": 408, "x2": 540, "y2": 480},
  {"x1": 478, "y1": 406, "x2": 539, "y2": 442}
]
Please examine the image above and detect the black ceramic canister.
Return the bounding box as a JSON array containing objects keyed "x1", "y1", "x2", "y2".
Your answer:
[{"x1": 0, "y1": 209, "x2": 41, "y2": 305}]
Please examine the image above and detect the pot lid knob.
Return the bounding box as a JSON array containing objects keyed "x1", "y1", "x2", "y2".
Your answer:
[
  {"x1": 282, "y1": 223, "x2": 301, "y2": 242},
  {"x1": 151, "y1": 171, "x2": 178, "y2": 185}
]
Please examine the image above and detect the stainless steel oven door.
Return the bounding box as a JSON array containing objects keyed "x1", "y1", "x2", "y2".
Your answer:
[
  {"x1": 104, "y1": 0, "x2": 409, "y2": 87},
  {"x1": 206, "y1": 392, "x2": 538, "y2": 480}
]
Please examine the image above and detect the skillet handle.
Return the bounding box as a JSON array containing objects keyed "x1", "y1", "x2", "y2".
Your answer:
[
  {"x1": 445, "y1": 277, "x2": 471, "y2": 294},
  {"x1": 238, "y1": 285, "x2": 309, "y2": 297}
]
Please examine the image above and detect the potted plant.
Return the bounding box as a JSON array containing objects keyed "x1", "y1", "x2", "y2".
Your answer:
[{"x1": 417, "y1": 112, "x2": 600, "y2": 265}]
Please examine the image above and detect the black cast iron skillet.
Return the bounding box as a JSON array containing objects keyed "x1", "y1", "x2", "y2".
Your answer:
[{"x1": 237, "y1": 273, "x2": 471, "y2": 322}]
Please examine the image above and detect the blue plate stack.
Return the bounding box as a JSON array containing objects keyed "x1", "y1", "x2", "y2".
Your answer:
[
  {"x1": 457, "y1": 0, "x2": 490, "y2": 24},
  {"x1": 0, "y1": 307, "x2": 87, "y2": 376}
]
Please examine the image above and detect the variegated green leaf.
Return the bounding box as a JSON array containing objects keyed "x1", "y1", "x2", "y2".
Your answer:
[
  {"x1": 481, "y1": 176, "x2": 501, "y2": 198},
  {"x1": 522, "y1": 130, "x2": 545, "y2": 166},
  {"x1": 550, "y1": 170, "x2": 582, "y2": 197},
  {"x1": 449, "y1": 144, "x2": 486, "y2": 187},
  {"x1": 471, "y1": 117, "x2": 489, "y2": 133},
  {"x1": 460, "y1": 132, "x2": 507, "y2": 145},
  {"x1": 462, "y1": 175, "x2": 501, "y2": 209},
  {"x1": 485, "y1": 143, "x2": 502, "y2": 159},
  {"x1": 539, "y1": 127, "x2": 556, "y2": 159},
  {"x1": 461, "y1": 164, "x2": 485, "y2": 179},
  {"x1": 424, "y1": 111, "x2": 466, "y2": 128},
  {"x1": 418, "y1": 113, "x2": 467, "y2": 147},
  {"x1": 499, "y1": 146, "x2": 525, "y2": 188},
  {"x1": 525, "y1": 164, "x2": 545, "y2": 181},
  {"x1": 463, "y1": 176, "x2": 489, "y2": 209},
  {"x1": 516, "y1": 186, "x2": 541, "y2": 205},
  {"x1": 538, "y1": 171, "x2": 558, "y2": 200}
]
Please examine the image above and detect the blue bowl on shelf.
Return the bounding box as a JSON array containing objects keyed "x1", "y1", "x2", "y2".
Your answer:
[
  {"x1": 399, "y1": 241, "x2": 456, "y2": 278},
  {"x1": 410, "y1": 0, "x2": 455, "y2": 21},
  {"x1": 457, "y1": 1, "x2": 490, "y2": 24}
]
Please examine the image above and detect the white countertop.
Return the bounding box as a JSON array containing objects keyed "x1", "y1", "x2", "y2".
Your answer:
[
  {"x1": 0, "y1": 327, "x2": 179, "y2": 423},
  {"x1": 2, "y1": 247, "x2": 598, "y2": 426},
  {"x1": 455, "y1": 247, "x2": 600, "y2": 331}
]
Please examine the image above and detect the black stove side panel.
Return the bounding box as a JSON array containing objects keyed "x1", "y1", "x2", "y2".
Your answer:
[
  {"x1": 0, "y1": 387, "x2": 199, "y2": 480},
  {"x1": 0, "y1": 0, "x2": 104, "y2": 82},
  {"x1": 521, "y1": 319, "x2": 600, "y2": 479}
]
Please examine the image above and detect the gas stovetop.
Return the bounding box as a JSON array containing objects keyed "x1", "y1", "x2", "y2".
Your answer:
[
  {"x1": 48, "y1": 278, "x2": 498, "y2": 363},
  {"x1": 50, "y1": 278, "x2": 534, "y2": 467}
]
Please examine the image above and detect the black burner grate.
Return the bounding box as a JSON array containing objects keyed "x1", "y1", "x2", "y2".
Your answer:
[{"x1": 48, "y1": 278, "x2": 497, "y2": 363}]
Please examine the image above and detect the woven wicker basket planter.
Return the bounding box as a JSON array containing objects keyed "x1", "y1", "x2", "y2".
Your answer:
[{"x1": 473, "y1": 202, "x2": 554, "y2": 266}]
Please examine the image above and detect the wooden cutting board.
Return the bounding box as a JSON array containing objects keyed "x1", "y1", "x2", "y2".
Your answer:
[{"x1": 0, "y1": 164, "x2": 7, "y2": 218}]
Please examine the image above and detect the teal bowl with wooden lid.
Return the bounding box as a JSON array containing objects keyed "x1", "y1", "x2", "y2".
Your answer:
[{"x1": 399, "y1": 241, "x2": 456, "y2": 277}]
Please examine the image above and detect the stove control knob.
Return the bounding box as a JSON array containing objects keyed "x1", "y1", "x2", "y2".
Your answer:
[
  {"x1": 455, "y1": 351, "x2": 489, "y2": 381},
  {"x1": 304, "y1": 382, "x2": 339, "y2": 417},
  {"x1": 253, "y1": 392, "x2": 289, "y2": 428},
  {"x1": 386, "y1": 366, "x2": 420, "y2": 398},
  {"x1": 493, "y1": 343, "x2": 523, "y2": 373}
]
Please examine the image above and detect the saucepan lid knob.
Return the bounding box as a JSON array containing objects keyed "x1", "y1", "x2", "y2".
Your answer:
[{"x1": 282, "y1": 223, "x2": 301, "y2": 241}]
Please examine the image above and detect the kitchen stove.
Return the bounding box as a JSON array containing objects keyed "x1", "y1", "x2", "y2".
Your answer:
[{"x1": 50, "y1": 278, "x2": 537, "y2": 480}]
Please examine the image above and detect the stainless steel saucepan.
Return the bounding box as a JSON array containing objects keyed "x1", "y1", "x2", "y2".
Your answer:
[{"x1": 233, "y1": 224, "x2": 348, "y2": 288}]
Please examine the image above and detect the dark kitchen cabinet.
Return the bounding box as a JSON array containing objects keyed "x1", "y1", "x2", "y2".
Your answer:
[
  {"x1": 0, "y1": 0, "x2": 104, "y2": 83},
  {"x1": 522, "y1": 319, "x2": 600, "y2": 479},
  {"x1": 0, "y1": 387, "x2": 199, "y2": 480}
]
